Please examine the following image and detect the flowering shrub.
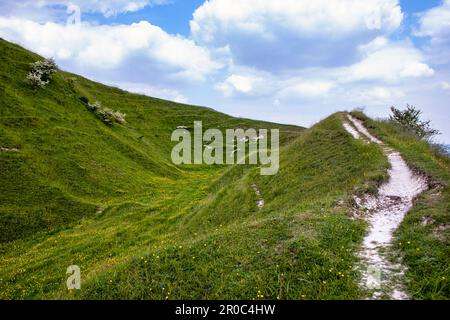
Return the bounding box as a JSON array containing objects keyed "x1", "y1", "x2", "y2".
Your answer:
[
  {"x1": 27, "y1": 58, "x2": 58, "y2": 88},
  {"x1": 86, "y1": 101, "x2": 126, "y2": 125},
  {"x1": 112, "y1": 111, "x2": 127, "y2": 124},
  {"x1": 87, "y1": 101, "x2": 101, "y2": 112},
  {"x1": 27, "y1": 72, "x2": 48, "y2": 88}
]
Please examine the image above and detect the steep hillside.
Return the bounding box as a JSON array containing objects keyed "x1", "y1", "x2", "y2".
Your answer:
[
  {"x1": 0, "y1": 38, "x2": 300, "y2": 243},
  {"x1": 0, "y1": 39, "x2": 446, "y2": 300}
]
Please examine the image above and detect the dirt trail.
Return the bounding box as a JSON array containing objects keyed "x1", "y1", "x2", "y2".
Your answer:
[{"x1": 344, "y1": 114, "x2": 428, "y2": 299}]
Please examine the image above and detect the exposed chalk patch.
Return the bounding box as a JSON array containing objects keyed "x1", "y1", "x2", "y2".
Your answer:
[
  {"x1": 345, "y1": 114, "x2": 428, "y2": 299},
  {"x1": 343, "y1": 121, "x2": 361, "y2": 140},
  {"x1": 347, "y1": 115, "x2": 383, "y2": 144}
]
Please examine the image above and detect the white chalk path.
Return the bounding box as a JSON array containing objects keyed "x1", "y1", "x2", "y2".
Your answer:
[
  {"x1": 342, "y1": 122, "x2": 361, "y2": 140},
  {"x1": 347, "y1": 115, "x2": 383, "y2": 144},
  {"x1": 343, "y1": 114, "x2": 427, "y2": 299}
]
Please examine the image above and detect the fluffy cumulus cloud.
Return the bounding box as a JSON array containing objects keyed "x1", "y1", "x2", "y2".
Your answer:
[
  {"x1": 416, "y1": 0, "x2": 450, "y2": 40},
  {"x1": 191, "y1": 0, "x2": 404, "y2": 71},
  {"x1": 279, "y1": 81, "x2": 335, "y2": 99},
  {"x1": 416, "y1": 0, "x2": 450, "y2": 65},
  {"x1": 0, "y1": 17, "x2": 222, "y2": 84},
  {"x1": 59, "y1": 0, "x2": 169, "y2": 16},
  {"x1": 0, "y1": 0, "x2": 169, "y2": 18},
  {"x1": 215, "y1": 70, "x2": 273, "y2": 97},
  {"x1": 339, "y1": 37, "x2": 434, "y2": 82},
  {"x1": 214, "y1": 37, "x2": 433, "y2": 100}
]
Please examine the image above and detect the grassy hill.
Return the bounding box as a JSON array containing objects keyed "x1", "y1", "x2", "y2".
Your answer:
[{"x1": 0, "y1": 38, "x2": 447, "y2": 300}]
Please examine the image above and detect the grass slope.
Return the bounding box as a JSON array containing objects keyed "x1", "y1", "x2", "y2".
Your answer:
[
  {"x1": 0, "y1": 38, "x2": 299, "y2": 243},
  {"x1": 76, "y1": 113, "x2": 387, "y2": 300},
  {"x1": 1, "y1": 38, "x2": 444, "y2": 300}
]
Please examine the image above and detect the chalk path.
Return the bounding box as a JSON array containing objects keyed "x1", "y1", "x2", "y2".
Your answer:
[{"x1": 344, "y1": 114, "x2": 427, "y2": 299}]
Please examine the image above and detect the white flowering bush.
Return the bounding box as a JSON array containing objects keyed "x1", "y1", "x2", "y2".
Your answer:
[
  {"x1": 27, "y1": 58, "x2": 58, "y2": 88},
  {"x1": 87, "y1": 101, "x2": 101, "y2": 112},
  {"x1": 86, "y1": 101, "x2": 126, "y2": 125},
  {"x1": 27, "y1": 72, "x2": 49, "y2": 88},
  {"x1": 112, "y1": 111, "x2": 127, "y2": 124},
  {"x1": 97, "y1": 107, "x2": 114, "y2": 126}
]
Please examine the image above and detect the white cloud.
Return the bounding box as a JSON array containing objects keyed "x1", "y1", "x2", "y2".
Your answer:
[
  {"x1": 279, "y1": 81, "x2": 335, "y2": 99},
  {"x1": 192, "y1": 0, "x2": 402, "y2": 41},
  {"x1": 350, "y1": 86, "x2": 405, "y2": 104},
  {"x1": 0, "y1": 0, "x2": 170, "y2": 18},
  {"x1": 0, "y1": 17, "x2": 222, "y2": 82},
  {"x1": 416, "y1": 0, "x2": 450, "y2": 39},
  {"x1": 441, "y1": 81, "x2": 450, "y2": 90},
  {"x1": 340, "y1": 38, "x2": 434, "y2": 82},
  {"x1": 191, "y1": 0, "x2": 403, "y2": 71},
  {"x1": 215, "y1": 72, "x2": 337, "y2": 100},
  {"x1": 214, "y1": 66, "x2": 277, "y2": 97},
  {"x1": 216, "y1": 74, "x2": 264, "y2": 96},
  {"x1": 214, "y1": 38, "x2": 433, "y2": 100},
  {"x1": 416, "y1": 0, "x2": 450, "y2": 64}
]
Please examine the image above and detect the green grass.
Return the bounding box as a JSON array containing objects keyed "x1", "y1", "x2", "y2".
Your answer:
[
  {"x1": 0, "y1": 38, "x2": 446, "y2": 300},
  {"x1": 351, "y1": 111, "x2": 449, "y2": 300},
  {"x1": 58, "y1": 113, "x2": 387, "y2": 300}
]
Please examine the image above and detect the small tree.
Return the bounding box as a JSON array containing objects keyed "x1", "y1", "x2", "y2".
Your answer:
[
  {"x1": 27, "y1": 58, "x2": 58, "y2": 88},
  {"x1": 390, "y1": 104, "x2": 440, "y2": 140}
]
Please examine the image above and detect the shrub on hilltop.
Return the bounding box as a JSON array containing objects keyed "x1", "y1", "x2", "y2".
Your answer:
[{"x1": 390, "y1": 104, "x2": 440, "y2": 140}]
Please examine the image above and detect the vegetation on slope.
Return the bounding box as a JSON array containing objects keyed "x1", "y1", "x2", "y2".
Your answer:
[
  {"x1": 0, "y1": 38, "x2": 298, "y2": 243},
  {"x1": 63, "y1": 112, "x2": 387, "y2": 300},
  {"x1": 2, "y1": 38, "x2": 443, "y2": 300}
]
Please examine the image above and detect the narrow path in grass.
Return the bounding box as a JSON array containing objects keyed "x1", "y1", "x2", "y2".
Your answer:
[{"x1": 345, "y1": 114, "x2": 428, "y2": 299}]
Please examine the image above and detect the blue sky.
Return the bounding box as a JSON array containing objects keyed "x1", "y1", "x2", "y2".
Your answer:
[{"x1": 0, "y1": 0, "x2": 449, "y2": 142}]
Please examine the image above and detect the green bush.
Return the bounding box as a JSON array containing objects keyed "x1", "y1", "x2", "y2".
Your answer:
[{"x1": 390, "y1": 105, "x2": 440, "y2": 140}]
